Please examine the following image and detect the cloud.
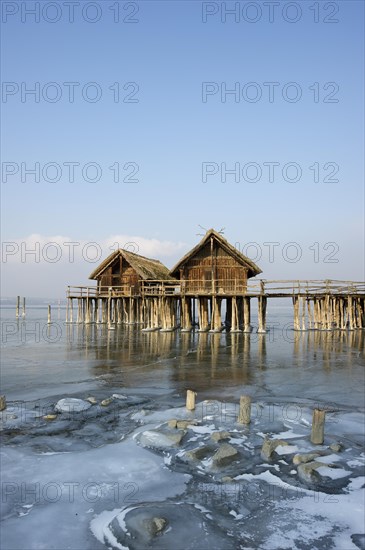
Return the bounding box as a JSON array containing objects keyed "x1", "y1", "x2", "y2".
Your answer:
[
  {"x1": 105, "y1": 235, "x2": 187, "y2": 259},
  {"x1": 1, "y1": 233, "x2": 188, "y2": 265},
  {"x1": 1, "y1": 233, "x2": 189, "y2": 297}
]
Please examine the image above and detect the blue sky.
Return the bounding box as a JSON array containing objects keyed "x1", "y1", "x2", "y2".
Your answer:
[{"x1": 1, "y1": 0, "x2": 364, "y2": 297}]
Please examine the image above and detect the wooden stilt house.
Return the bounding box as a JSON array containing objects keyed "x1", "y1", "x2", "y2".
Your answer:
[
  {"x1": 169, "y1": 228, "x2": 262, "y2": 295},
  {"x1": 66, "y1": 229, "x2": 364, "y2": 332},
  {"x1": 89, "y1": 249, "x2": 174, "y2": 296}
]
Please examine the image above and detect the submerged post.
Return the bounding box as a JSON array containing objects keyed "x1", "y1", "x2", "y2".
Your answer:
[
  {"x1": 22, "y1": 297, "x2": 26, "y2": 318},
  {"x1": 186, "y1": 390, "x2": 196, "y2": 411},
  {"x1": 16, "y1": 296, "x2": 20, "y2": 318},
  {"x1": 0, "y1": 395, "x2": 6, "y2": 411},
  {"x1": 107, "y1": 287, "x2": 114, "y2": 330},
  {"x1": 311, "y1": 408, "x2": 326, "y2": 444},
  {"x1": 48, "y1": 305, "x2": 51, "y2": 324},
  {"x1": 237, "y1": 395, "x2": 251, "y2": 424},
  {"x1": 257, "y1": 296, "x2": 267, "y2": 333},
  {"x1": 243, "y1": 297, "x2": 251, "y2": 332}
]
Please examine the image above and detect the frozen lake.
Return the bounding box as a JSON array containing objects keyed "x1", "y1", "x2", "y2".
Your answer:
[{"x1": 1, "y1": 305, "x2": 364, "y2": 549}]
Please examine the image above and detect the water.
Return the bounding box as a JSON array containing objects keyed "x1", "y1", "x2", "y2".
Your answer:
[{"x1": 1, "y1": 306, "x2": 364, "y2": 550}]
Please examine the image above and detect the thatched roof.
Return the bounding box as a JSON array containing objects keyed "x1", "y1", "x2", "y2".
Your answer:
[
  {"x1": 89, "y1": 249, "x2": 174, "y2": 281},
  {"x1": 169, "y1": 229, "x2": 262, "y2": 278}
]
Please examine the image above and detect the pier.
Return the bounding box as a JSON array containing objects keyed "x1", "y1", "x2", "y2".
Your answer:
[
  {"x1": 65, "y1": 279, "x2": 365, "y2": 332},
  {"x1": 65, "y1": 229, "x2": 364, "y2": 332}
]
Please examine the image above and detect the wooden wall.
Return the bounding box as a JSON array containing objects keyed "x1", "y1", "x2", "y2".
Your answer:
[
  {"x1": 180, "y1": 241, "x2": 248, "y2": 294},
  {"x1": 98, "y1": 257, "x2": 140, "y2": 292}
]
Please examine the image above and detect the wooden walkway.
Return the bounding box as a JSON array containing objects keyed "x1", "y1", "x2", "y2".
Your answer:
[
  {"x1": 65, "y1": 280, "x2": 365, "y2": 333},
  {"x1": 67, "y1": 279, "x2": 365, "y2": 299}
]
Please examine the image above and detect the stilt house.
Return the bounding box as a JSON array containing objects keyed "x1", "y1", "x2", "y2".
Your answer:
[
  {"x1": 169, "y1": 228, "x2": 262, "y2": 295},
  {"x1": 89, "y1": 249, "x2": 173, "y2": 296}
]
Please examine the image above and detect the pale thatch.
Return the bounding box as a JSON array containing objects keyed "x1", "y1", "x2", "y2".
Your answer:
[
  {"x1": 169, "y1": 228, "x2": 262, "y2": 278},
  {"x1": 89, "y1": 249, "x2": 175, "y2": 281}
]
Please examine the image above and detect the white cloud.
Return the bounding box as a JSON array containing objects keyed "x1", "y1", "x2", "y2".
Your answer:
[
  {"x1": 1, "y1": 233, "x2": 188, "y2": 297},
  {"x1": 105, "y1": 234, "x2": 187, "y2": 259}
]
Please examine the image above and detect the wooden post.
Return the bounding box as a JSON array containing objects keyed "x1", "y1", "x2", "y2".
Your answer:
[
  {"x1": 258, "y1": 296, "x2": 267, "y2": 333},
  {"x1": 85, "y1": 288, "x2": 90, "y2": 324},
  {"x1": 160, "y1": 297, "x2": 166, "y2": 331},
  {"x1": 47, "y1": 305, "x2": 51, "y2": 324},
  {"x1": 311, "y1": 408, "x2": 326, "y2": 444},
  {"x1": 77, "y1": 299, "x2": 81, "y2": 324},
  {"x1": 231, "y1": 296, "x2": 241, "y2": 333},
  {"x1": 117, "y1": 298, "x2": 122, "y2": 324},
  {"x1": 94, "y1": 299, "x2": 99, "y2": 323},
  {"x1": 231, "y1": 297, "x2": 237, "y2": 332},
  {"x1": 197, "y1": 298, "x2": 209, "y2": 332},
  {"x1": 154, "y1": 298, "x2": 159, "y2": 329},
  {"x1": 359, "y1": 298, "x2": 365, "y2": 329},
  {"x1": 322, "y1": 295, "x2": 330, "y2": 330},
  {"x1": 237, "y1": 297, "x2": 243, "y2": 329},
  {"x1": 225, "y1": 298, "x2": 232, "y2": 331},
  {"x1": 347, "y1": 296, "x2": 352, "y2": 330},
  {"x1": 300, "y1": 296, "x2": 306, "y2": 330},
  {"x1": 181, "y1": 297, "x2": 192, "y2": 331},
  {"x1": 293, "y1": 296, "x2": 299, "y2": 331},
  {"x1": 0, "y1": 395, "x2": 6, "y2": 411},
  {"x1": 313, "y1": 298, "x2": 319, "y2": 330},
  {"x1": 307, "y1": 299, "x2": 313, "y2": 330},
  {"x1": 237, "y1": 395, "x2": 251, "y2": 424},
  {"x1": 186, "y1": 389, "x2": 196, "y2": 410},
  {"x1": 243, "y1": 297, "x2": 251, "y2": 333},
  {"x1": 108, "y1": 288, "x2": 114, "y2": 330},
  {"x1": 22, "y1": 297, "x2": 26, "y2": 318},
  {"x1": 16, "y1": 296, "x2": 20, "y2": 318},
  {"x1": 210, "y1": 296, "x2": 222, "y2": 332}
]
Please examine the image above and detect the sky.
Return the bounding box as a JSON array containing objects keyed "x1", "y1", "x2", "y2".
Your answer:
[{"x1": 1, "y1": 0, "x2": 364, "y2": 298}]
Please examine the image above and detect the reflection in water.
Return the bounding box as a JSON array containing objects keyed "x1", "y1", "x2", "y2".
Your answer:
[
  {"x1": 292, "y1": 329, "x2": 364, "y2": 372},
  {"x1": 63, "y1": 324, "x2": 364, "y2": 395}
]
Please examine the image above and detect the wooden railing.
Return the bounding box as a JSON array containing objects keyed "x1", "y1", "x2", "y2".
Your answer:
[
  {"x1": 67, "y1": 280, "x2": 365, "y2": 299},
  {"x1": 263, "y1": 280, "x2": 365, "y2": 296},
  {"x1": 67, "y1": 285, "x2": 137, "y2": 298}
]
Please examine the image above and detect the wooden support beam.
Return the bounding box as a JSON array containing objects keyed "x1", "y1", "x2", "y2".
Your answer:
[
  {"x1": 300, "y1": 296, "x2": 306, "y2": 331},
  {"x1": 65, "y1": 297, "x2": 69, "y2": 324},
  {"x1": 258, "y1": 296, "x2": 267, "y2": 333},
  {"x1": 307, "y1": 299, "x2": 313, "y2": 330},
  {"x1": 293, "y1": 296, "x2": 300, "y2": 331},
  {"x1": 243, "y1": 297, "x2": 251, "y2": 333},
  {"x1": 210, "y1": 296, "x2": 222, "y2": 332},
  {"x1": 181, "y1": 297, "x2": 192, "y2": 331},
  {"x1": 237, "y1": 395, "x2": 251, "y2": 424},
  {"x1": 0, "y1": 395, "x2": 6, "y2": 411},
  {"x1": 77, "y1": 299, "x2": 81, "y2": 324},
  {"x1": 225, "y1": 298, "x2": 232, "y2": 331},
  {"x1": 230, "y1": 296, "x2": 241, "y2": 333},
  {"x1": 107, "y1": 288, "x2": 114, "y2": 330},
  {"x1": 311, "y1": 409, "x2": 326, "y2": 444},
  {"x1": 186, "y1": 389, "x2": 196, "y2": 410},
  {"x1": 197, "y1": 298, "x2": 209, "y2": 332},
  {"x1": 348, "y1": 296, "x2": 354, "y2": 330},
  {"x1": 237, "y1": 297, "x2": 243, "y2": 329}
]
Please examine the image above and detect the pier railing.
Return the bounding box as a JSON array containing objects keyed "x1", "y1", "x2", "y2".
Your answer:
[{"x1": 67, "y1": 280, "x2": 365, "y2": 299}]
